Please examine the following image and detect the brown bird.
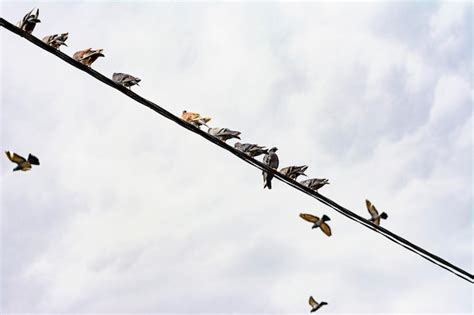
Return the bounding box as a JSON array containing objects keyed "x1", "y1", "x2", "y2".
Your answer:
[
  {"x1": 280, "y1": 165, "x2": 308, "y2": 180},
  {"x1": 366, "y1": 199, "x2": 388, "y2": 226},
  {"x1": 181, "y1": 110, "x2": 211, "y2": 128},
  {"x1": 308, "y1": 296, "x2": 328, "y2": 313},
  {"x1": 42, "y1": 33, "x2": 68, "y2": 50},
  {"x1": 300, "y1": 178, "x2": 329, "y2": 192},
  {"x1": 17, "y1": 8, "x2": 41, "y2": 34},
  {"x1": 112, "y1": 73, "x2": 141, "y2": 89},
  {"x1": 73, "y1": 48, "x2": 104, "y2": 67},
  {"x1": 299, "y1": 213, "x2": 332, "y2": 236},
  {"x1": 5, "y1": 151, "x2": 40, "y2": 172}
]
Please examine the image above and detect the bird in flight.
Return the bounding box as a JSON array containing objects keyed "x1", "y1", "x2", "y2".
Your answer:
[
  {"x1": 17, "y1": 8, "x2": 40, "y2": 34},
  {"x1": 182, "y1": 110, "x2": 211, "y2": 128},
  {"x1": 308, "y1": 296, "x2": 328, "y2": 313},
  {"x1": 42, "y1": 33, "x2": 68, "y2": 50},
  {"x1": 366, "y1": 199, "x2": 388, "y2": 226},
  {"x1": 207, "y1": 127, "x2": 241, "y2": 142},
  {"x1": 300, "y1": 178, "x2": 329, "y2": 192},
  {"x1": 280, "y1": 165, "x2": 308, "y2": 180},
  {"x1": 112, "y1": 73, "x2": 141, "y2": 89},
  {"x1": 5, "y1": 151, "x2": 40, "y2": 172},
  {"x1": 234, "y1": 142, "x2": 268, "y2": 158},
  {"x1": 263, "y1": 147, "x2": 279, "y2": 189},
  {"x1": 73, "y1": 48, "x2": 104, "y2": 67},
  {"x1": 299, "y1": 213, "x2": 332, "y2": 237}
]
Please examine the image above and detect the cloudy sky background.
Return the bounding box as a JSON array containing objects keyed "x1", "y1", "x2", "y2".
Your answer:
[{"x1": 1, "y1": 1, "x2": 472, "y2": 313}]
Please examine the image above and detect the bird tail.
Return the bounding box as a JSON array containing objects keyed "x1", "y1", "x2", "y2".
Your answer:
[
  {"x1": 380, "y1": 212, "x2": 388, "y2": 220},
  {"x1": 322, "y1": 214, "x2": 330, "y2": 222}
]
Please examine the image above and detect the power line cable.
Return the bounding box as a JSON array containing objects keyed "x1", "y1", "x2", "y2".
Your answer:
[{"x1": 1, "y1": 17, "x2": 472, "y2": 283}]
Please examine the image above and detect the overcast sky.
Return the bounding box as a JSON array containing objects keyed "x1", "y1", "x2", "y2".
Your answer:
[{"x1": 1, "y1": 1, "x2": 472, "y2": 313}]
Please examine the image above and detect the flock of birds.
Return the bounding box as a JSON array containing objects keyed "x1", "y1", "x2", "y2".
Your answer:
[{"x1": 8, "y1": 8, "x2": 392, "y2": 312}]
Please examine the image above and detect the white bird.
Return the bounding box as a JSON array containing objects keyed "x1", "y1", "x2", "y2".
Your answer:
[{"x1": 42, "y1": 33, "x2": 68, "y2": 50}]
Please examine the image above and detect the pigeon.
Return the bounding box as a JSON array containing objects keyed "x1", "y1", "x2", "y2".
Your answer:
[
  {"x1": 262, "y1": 147, "x2": 279, "y2": 189},
  {"x1": 207, "y1": 127, "x2": 241, "y2": 142},
  {"x1": 234, "y1": 142, "x2": 268, "y2": 157},
  {"x1": 17, "y1": 8, "x2": 41, "y2": 34},
  {"x1": 112, "y1": 73, "x2": 141, "y2": 89},
  {"x1": 300, "y1": 178, "x2": 329, "y2": 192},
  {"x1": 299, "y1": 213, "x2": 332, "y2": 237},
  {"x1": 73, "y1": 48, "x2": 104, "y2": 67},
  {"x1": 182, "y1": 110, "x2": 211, "y2": 128},
  {"x1": 5, "y1": 151, "x2": 40, "y2": 172},
  {"x1": 308, "y1": 296, "x2": 328, "y2": 313},
  {"x1": 366, "y1": 199, "x2": 388, "y2": 226},
  {"x1": 280, "y1": 165, "x2": 309, "y2": 180},
  {"x1": 42, "y1": 33, "x2": 68, "y2": 50}
]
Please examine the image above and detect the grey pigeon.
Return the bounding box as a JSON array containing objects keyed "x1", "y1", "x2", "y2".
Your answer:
[
  {"x1": 300, "y1": 178, "x2": 329, "y2": 192},
  {"x1": 234, "y1": 142, "x2": 268, "y2": 157},
  {"x1": 263, "y1": 147, "x2": 279, "y2": 189},
  {"x1": 5, "y1": 151, "x2": 40, "y2": 172},
  {"x1": 366, "y1": 199, "x2": 388, "y2": 226},
  {"x1": 112, "y1": 72, "x2": 141, "y2": 89},
  {"x1": 308, "y1": 296, "x2": 328, "y2": 312},
  {"x1": 280, "y1": 165, "x2": 308, "y2": 180},
  {"x1": 17, "y1": 8, "x2": 41, "y2": 34},
  {"x1": 42, "y1": 33, "x2": 68, "y2": 50},
  {"x1": 208, "y1": 127, "x2": 241, "y2": 142},
  {"x1": 299, "y1": 213, "x2": 331, "y2": 236}
]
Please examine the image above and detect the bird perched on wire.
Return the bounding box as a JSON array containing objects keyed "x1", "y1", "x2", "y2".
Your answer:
[
  {"x1": 5, "y1": 151, "x2": 40, "y2": 172},
  {"x1": 263, "y1": 147, "x2": 279, "y2": 189},
  {"x1": 207, "y1": 127, "x2": 241, "y2": 142},
  {"x1": 300, "y1": 178, "x2": 329, "y2": 192},
  {"x1": 299, "y1": 213, "x2": 332, "y2": 237},
  {"x1": 42, "y1": 33, "x2": 68, "y2": 50},
  {"x1": 182, "y1": 110, "x2": 211, "y2": 128},
  {"x1": 234, "y1": 142, "x2": 268, "y2": 158},
  {"x1": 112, "y1": 73, "x2": 141, "y2": 89},
  {"x1": 73, "y1": 48, "x2": 104, "y2": 67},
  {"x1": 280, "y1": 165, "x2": 308, "y2": 180},
  {"x1": 17, "y1": 8, "x2": 41, "y2": 34},
  {"x1": 308, "y1": 296, "x2": 328, "y2": 312},
  {"x1": 366, "y1": 199, "x2": 388, "y2": 226}
]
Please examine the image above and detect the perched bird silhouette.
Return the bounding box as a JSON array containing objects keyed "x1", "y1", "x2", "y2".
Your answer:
[
  {"x1": 5, "y1": 151, "x2": 40, "y2": 172},
  {"x1": 17, "y1": 8, "x2": 40, "y2": 34},
  {"x1": 112, "y1": 73, "x2": 141, "y2": 89},
  {"x1": 280, "y1": 165, "x2": 308, "y2": 180},
  {"x1": 263, "y1": 147, "x2": 279, "y2": 189},
  {"x1": 42, "y1": 33, "x2": 68, "y2": 50},
  {"x1": 208, "y1": 127, "x2": 241, "y2": 142},
  {"x1": 234, "y1": 142, "x2": 268, "y2": 157},
  {"x1": 308, "y1": 296, "x2": 328, "y2": 313},
  {"x1": 366, "y1": 199, "x2": 388, "y2": 226},
  {"x1": 300, "y1": 178, "x2": 329, "y2": 192},
  {"x1": 73, "y1": 48, "x2": 104, "y2": 67},
  {"x1": 182, "y1": 110, "x2": 211, "y2": 128},
  {"x1": 299, "y1": 213, "x2": 332, "y2": 236}
]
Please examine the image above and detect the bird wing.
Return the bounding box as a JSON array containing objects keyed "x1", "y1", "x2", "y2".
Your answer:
[
  {"x1": 366, "y1": 199, "x2": 379, "y2": 218},
  {"x1": 5, "y1": 151, "x2": 26, "y2": 164},
  {"x1": 300, "y1": 213, "x2": 319, "y2": 223},
  {"x1": 27, "y1": 154, "x2": 40, "y2": 165},
  {"x1": 309, "y1": 296, "x2": 318, "y2": 307},
  {"x1": 270, "y1": 153, "x2": 279, "y2": 168},
  {"x1": 320, "y1": 222, "x2": 332, "y2": 237}
]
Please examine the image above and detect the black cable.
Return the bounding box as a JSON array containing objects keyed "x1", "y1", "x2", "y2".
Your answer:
[{"x1": 1, "y1": 17, "x2": 472, "y2": 283}]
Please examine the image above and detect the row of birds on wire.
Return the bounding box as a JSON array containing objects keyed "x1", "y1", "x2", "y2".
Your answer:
[{"x1": 10, "y1": 7, "x2": 390, "y2": 313}]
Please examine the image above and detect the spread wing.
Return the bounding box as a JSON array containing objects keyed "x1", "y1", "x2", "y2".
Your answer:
[
  {"x1": 366, "y1": 199, "x2": 379, "y2": 218},
  {"x1": 309, "y1": 296, "x2": 318, "y2": 307},
  {"x1": 300, "y1": 213, "x2": 319, "y2": 223},
  {"x1": 320, "y1": 222, "x2": 332, "y2": 237},
  {"x1": 5, "y1": 151, "x2": 26, "y2": 164}
]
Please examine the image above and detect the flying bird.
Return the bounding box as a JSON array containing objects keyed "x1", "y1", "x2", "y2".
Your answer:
[
  {"x1": 366, "y1": 199, "x2": 388, "y2": 226},
  {"x1": 299, "y1": 213, "x2": 332, "y2": 237},
  {"x1": 17, "y1": 8, "x2": 40, "y2": 34},
  {"x1": 300, "y1": 178, "x2": 329, "y2": 192},
  {"x1": 42, "y1": 33, "x2": 68, "y2": 50},
  {"x1": 308, "y1": 296, "x2": 328, "y2": 313},
  {"x1": 73, "y1": 48, "x2": 104, "y2": 67},
  {"x1": 263, "y1": 147, "x2": 279, "y2": 189},
  {"x1": 5, "y1": 151, "x2": 40, "y2": 172},
  {"x1": 112, "y1": 73, "x2": 141, "y2": 89},
  {"x1": 280, "y1": 165, "x2": 308, "y2": 180},
  {"x1": 208, "y1": 127, "x2": 241, "y2": 142},
  {"x1": 234, "y1": 142, "x2": 268, "y2": 157},
  {"x1": 182, "y1": 110, "x2": 211, "y2": 128}
]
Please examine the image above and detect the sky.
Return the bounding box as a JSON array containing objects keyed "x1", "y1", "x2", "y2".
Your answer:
[{"x1": 0, "y1": 1, "x2": 472, "y2": 313}]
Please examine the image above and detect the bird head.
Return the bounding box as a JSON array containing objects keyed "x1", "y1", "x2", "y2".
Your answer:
[
  {"x1": 269, "y1": 147, "x2": 278, "y2": 152},
  {"x1": 27, "y1": 8, "x2": 41, "y2": 23}
]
